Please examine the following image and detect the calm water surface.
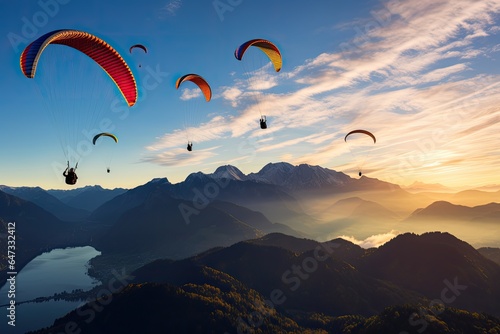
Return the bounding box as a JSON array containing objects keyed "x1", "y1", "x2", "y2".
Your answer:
[{"x1": 0, "y1": 246, "x2": 101, "y2": 334}]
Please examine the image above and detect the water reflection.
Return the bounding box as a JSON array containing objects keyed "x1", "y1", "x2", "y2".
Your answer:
[{"x1": 0, "y1": 246, "x2": 101, "y2": 334}]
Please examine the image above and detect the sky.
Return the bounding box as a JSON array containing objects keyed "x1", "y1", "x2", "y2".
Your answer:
[{"x1": 1, "y1": 0, "x2": 499, "y2": 190}]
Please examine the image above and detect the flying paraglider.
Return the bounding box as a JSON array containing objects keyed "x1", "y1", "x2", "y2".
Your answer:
[
  {"x1": 63, "y1": 162, "x2": 78, "y2": 185},
  {"x1": 129, "y1": 44, "x2": 147, "y2": 68},
  {"x1": 344, "y1": 130, "x2": 376, "y2": 144},
  {"x1": 344, "y1": 129, "x2": 376, "y2": 177},
  {"x1": 234, "y1": 39, "x2": 282, "y2": 72},
  {"x1": 20, "y1": 29, "x2": 137, "y2": 183},
  {"x1": 176, "y1": 74, "x2": 212, "y2": 101},
  {"x1": 93, "y1": 132, "x2": 118, "y2": 173},
  {"x1": 260, "y1": 116, "x2": 267, "y2": 129},
  {"x1": 175, "y1": 74, "x2": 212, "y2": 151},
  {"x1": 234, "y1": 39, "x2": 282, "y2": 130}
]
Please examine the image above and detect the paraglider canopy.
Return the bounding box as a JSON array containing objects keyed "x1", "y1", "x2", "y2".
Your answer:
[
  {"x1": 344, "y1": 130, "x2": 376, "y2": 144},
  {"x1": 234, "y1": 39, "x2": 282, "y2": 72},
  {"x1": 129, "y1": 44, "x2": 147, "y2": 54},
  {"x1": 92, "y1": 132, "x2": 118, "y2": 145},
  {"x1": 20, "y1": 29, "x2": 138, "y2": 106},
  {"x1": 175, "y1": 74, "x2": 212, "y2": 102}
]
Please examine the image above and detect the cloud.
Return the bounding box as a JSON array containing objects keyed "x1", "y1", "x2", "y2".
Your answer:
[
  {"x1": 180, "y1": 87, "x2": 202, "y2": 100},
  {"x1": 220, "y1": 86, "x2": 243, "y2": 107},
  {"x1": 141, "y1": 146, "x2": 220, "y2": 167},
  {"x1": 161, "y1": 0, "x2": 182, "y2": 16},
  {"x1": 338, "y1": 230, "x2": 401, "y2": 248},
  {"x1": 145, "y1": 0, "x2": 500, "y2": 181}
]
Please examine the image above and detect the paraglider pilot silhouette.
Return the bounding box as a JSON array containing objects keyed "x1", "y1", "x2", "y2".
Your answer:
[
  {"x1": 260, "y1": 115, "x2": 267, "y2": 129},
  {"x1": 63, "y1": 162, "x2": 78, "y2": 185},
  {"x1": 187, "y1": 142, "x2": 193, "y2": 152}
]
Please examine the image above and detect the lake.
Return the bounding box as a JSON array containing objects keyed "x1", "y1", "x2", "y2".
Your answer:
[{"x1": 0, "y1": 246, "x2": 101, "y2": 334}]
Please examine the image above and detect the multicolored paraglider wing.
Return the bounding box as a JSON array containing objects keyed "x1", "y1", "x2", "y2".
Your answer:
[
  {"x1": 235, "y1": 39, "x2": 282, "y2": 72},
  {"x1": 175, "y1": 74, "x2": 212, "y2": 102},
  {"x1": 92, "y1": 132, "x2": 118, "y2": 145},
  {"x1": 20, "y1": 29, "x2": 138, "y2": 107},
  {"x1": 344, "y1": 130, "x2": 376, "y2": 144},
  {"x1": 129, "y1": 44, "x2": 147, "y2": 54}
]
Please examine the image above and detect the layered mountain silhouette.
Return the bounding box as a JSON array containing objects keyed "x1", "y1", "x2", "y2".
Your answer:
[
  {"x1": 405, "y1": 201, "x2": 500, "y2": 223},
  {"x1": 362, "y1": 232, "x2": 500, "y2": 316},
  {"x1": 2, "y1": 162, "x2": 500, "y2": 332},
  {"x1": 131, "y1": 232, "x2": 500, "y2": 317},
  {"x1": 3, "y1": 162, "x2": 498, "y2": 285},
  {"x1": 48, "y1": 185, "x2": 127, "y2": 212},
  {"x1": 31, "y1": 232, "x2": 500, "y2": 334},
  {"x1": 323, "y1": 196, "x2": 400, "y2": 223},
  {"x1": 30, "y1": 267, "x2": 312, "y2": 334},
  {"x1": 0, "y1": 185, "x2": 89, "y2": 222}
]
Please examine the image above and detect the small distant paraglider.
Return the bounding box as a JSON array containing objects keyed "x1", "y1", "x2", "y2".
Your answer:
[
  {"x1": 129, "y1": 44, "x2": 147, "y2": 68},
  {"x1": 344, "y1": 129, "x2": 376, "y2": 177},
  {"x1": 93, "y1": 132, "x2": 118, "y2": 173}
]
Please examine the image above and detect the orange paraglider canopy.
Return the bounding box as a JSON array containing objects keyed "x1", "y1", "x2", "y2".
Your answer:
[{"x1": 175, "y1": 74, "x2": 212, "y2": 102}]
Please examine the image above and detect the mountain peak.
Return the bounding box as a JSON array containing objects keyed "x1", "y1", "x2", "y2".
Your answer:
[
  {"x1": 211, "y1": 165, "x2": 246, "y2": 181},
  {"x1": 247, "y1": 162, "x2": 349, "y2": 189},
  {"x1": 148, "y1": 177, "x2": 171, "y2": 185},
  {"x1": 260, "y1": 162, "x2": 295, "y2": 173}
]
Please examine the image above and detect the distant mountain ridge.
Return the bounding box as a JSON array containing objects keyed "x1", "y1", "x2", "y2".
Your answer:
[
  {"x1": 47, "y1": 185, "x2": 127, "y2": 212},
  {"x1": 0, "y1": 185, "x2": 89, "y2": 222},
  {"x1": 406, "y1": 201, "x2": 500, "y2": 222}
]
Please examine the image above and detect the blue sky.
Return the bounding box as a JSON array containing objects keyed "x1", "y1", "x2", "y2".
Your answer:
[{"x1": 1, "y1": 0, "x2": 499, "y2": 190}]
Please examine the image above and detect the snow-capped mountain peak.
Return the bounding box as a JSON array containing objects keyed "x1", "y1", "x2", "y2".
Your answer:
[{"x1": 211, "y1": 165, "x2": 247, "y2": 181}]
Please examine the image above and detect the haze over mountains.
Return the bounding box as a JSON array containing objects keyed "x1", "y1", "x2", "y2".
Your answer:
[
  {"x1": 1, "y1": 162, "x2": 499, "y2": 332},
  {"x1": 1, "y1": 162, "x2": 498, "y2": 280}
]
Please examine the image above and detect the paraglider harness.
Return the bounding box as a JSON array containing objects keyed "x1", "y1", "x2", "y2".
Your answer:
[
  {"x1": 187, "y1": 142, "x2": 193, "y2": 152},
  {"x1": 63, "y1": 162, "x2": 78, "y2": 185},
  {"x1": 260, "y1": 116, "x2": 267, "y2": 129}
]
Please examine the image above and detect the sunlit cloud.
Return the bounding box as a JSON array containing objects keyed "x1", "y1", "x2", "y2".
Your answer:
[
  {"x1": 221, "y1": 87, "x2": 243, "y2": 107},
  {"x1": 180, "y1": 87, "x2": 202, "y2": 100},
  {"x1": 338, "y1": 230, "x2": 401, "y2": 248},
  {"x1": 146, "y1": 0, "x2": 500, "y2": 183}
]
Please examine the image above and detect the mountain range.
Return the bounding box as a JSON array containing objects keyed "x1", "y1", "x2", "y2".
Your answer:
[
  {"x1": 31, "y1": 232, "x2": 500, "y2": 334},
  {"x1": 2, "y1": 162, "x2": 499, "y2": 284},
  {"x1": 2, "y1": 161, "x2": 499, "y2": 332}
]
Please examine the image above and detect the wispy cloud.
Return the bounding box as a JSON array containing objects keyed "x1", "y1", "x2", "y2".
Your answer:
[
  {"x1": 160, "y1": 0, "x2": 182, "y2": 17},
  {"x1": 141, "y1": 146, "x2": 220, "y2": 167},
  {"x1": 146, "y1": 0, "x2": 500, "y2": 185}
]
